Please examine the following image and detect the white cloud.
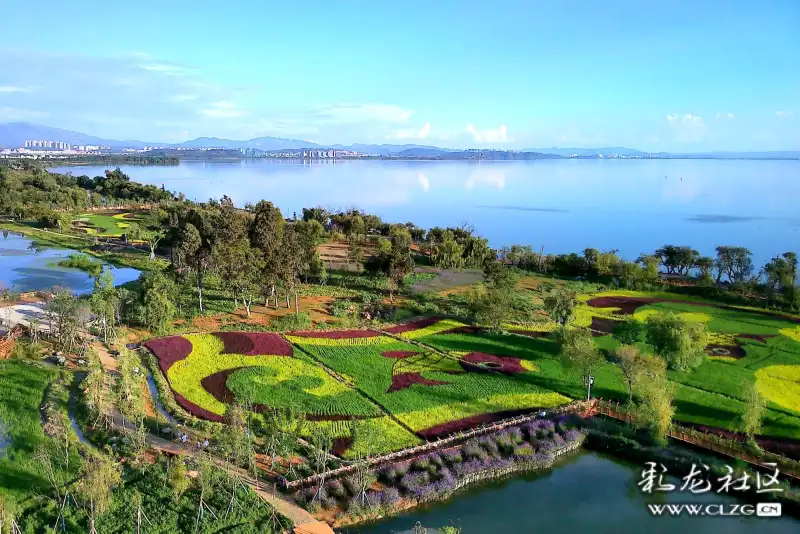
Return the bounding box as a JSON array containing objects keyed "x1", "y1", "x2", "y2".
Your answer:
[
  {"x1": 388, "y1": 122, "x2": 431, "y2": 140},
  {"x1": 466, "y1": 124, "x2": 508, "y2": 143},
  {"x1": 0, "y1": 107, "x2": 48, "y2": 120},
  {"x1": 135, "y1": 62, "x2": 195, "y2": 76},
  {"x1": 0, "y1": 85, "x2": 33, "y2": 93},
  {"x1": 314, "y1": 103, "x2": 414, "y2": 123},
  {"x1": 776, "y1": 110, "x2": 794, "y2": 117},
  {"x1": 727, "y1": 112, "x2": 735, "y2": 119},
  {"x1": 417, "y1": 172, "x2": 430, "y2": 192},
  {"x1": 715, "y1": 111, "x2": 735, "y2": 120},
  {"x1": 200, "y1": 101, "x2": 244, "y2": 118},
  {"x1": 170, "y1": 94, "x2": 199, "y2": 102}
]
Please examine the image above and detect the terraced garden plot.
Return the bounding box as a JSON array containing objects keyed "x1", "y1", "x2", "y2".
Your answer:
[
  {"x1": 293, "y1": 334, "x2": 569, "y2": 436},
  {"x1": 577, "y1": 290, "x2": 800, "y2": 438},
  {"x1": 144, "y1": 325, "x2": 571, "y2": 456}
]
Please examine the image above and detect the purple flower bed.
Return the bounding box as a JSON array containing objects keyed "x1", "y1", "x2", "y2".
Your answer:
[
  {"x1": 378, "y1": 424, "x2": 583, "y2": 503},
  {"x1": 289, "y1": 329, "x2": 381, "y2": 338},
  {"x1": 144, "y1": 336, "x2": 194, "y2": 374},
  {"x1": 302, "y1": 422, "x2": 585, "y2": 515},
  {"x1": 214, "y1": 332, "x2": 293, "y2": 356}
]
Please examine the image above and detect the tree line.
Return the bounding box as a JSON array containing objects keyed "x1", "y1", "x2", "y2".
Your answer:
[{"x1": 499, "y1": 244, "x2": 799, "y2": 312}]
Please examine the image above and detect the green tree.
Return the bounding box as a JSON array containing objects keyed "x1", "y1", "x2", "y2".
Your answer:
[
  {"x1": 614, "y1": 344, "x2": 665, "y2": 401},
  {"x1": 543, "y1": 288, "x2": 578, "y2": 326},
  {"x1": 74, "y1": 455, "x2": 122, "y2": 534},
  {"x1": 612, "y1": 317, "x2": 643, "y2": 345},
  {"x1": 645, "y1": 312, "x2": 709, "y2": 371},
  {"x1": 714, "y1": 246, "x2": 753, "y2": 283},
  {"x1": 632, "y1": 363, "x2": 674, "y2": 445},
  {"x1": 250, "y1": 201, "x2": 285, "y2": 307},
  {"x1": 740, "y1": 383, "x2": 766, "y2": 446},
  {"x1": 90, "y1": 270, "x2": 119, "y2": 344},
  {"x1": 347, "y1": 235, "x2": 364, "y2": 272},
  {"x1": 167, "y1": 459, "x2": 191, "y2": 501},
  {"x1": 432, "y1": 230, "x2": 464, "y2": 269},
  {"x1": 558, "y1": 327, "x2": 604, "y2": 384},
  {"x1": 308, "y1": 251, "x2": 328, "y2": 284},
  {"x1": 138, "y1": 271, "x2": 177, "y2": 334},
  {"x1": 175, "y1": 222, "x2": 211, "y2": 311},
  {"x1": 129, "y1": 222, "x2": 165, "y2": 261},
  {"x1": 388, "y1": 247, "x2": 414, "y2": 302},
  {"x1": 655, "y1": 245, "x2": 700, "y2": 275}
]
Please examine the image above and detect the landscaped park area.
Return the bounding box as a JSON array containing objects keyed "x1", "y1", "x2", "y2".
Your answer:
[
  {"x1": 145, "y1": 290, "x2": 800, "y2": 460},
  {"x1": 72, "y1": 211, "x2": 142, "y2": 236}
]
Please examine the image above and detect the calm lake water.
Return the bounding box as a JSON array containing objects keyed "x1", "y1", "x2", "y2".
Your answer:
[
  {"x1": 0, "y1": 232, "x2": 140, "y2": 294},
  {"x1": 346, "y1": 451, "x2": 798, "y2": 534},
  {"x1": 50, "y1": 159, "x2": 800, "y2": 268}
]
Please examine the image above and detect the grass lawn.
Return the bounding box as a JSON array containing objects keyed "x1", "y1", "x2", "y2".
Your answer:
[
  {"x1": 0, "y1": 361, "x2": 76, "y2": 506},
  {"x1": 74, "y1": 212, "x2": 142, "y2": 237}
]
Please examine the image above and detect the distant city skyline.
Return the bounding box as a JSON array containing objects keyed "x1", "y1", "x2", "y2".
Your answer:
[{"x1": 0, "y1": 1, "x2": 797, "y2": 151}]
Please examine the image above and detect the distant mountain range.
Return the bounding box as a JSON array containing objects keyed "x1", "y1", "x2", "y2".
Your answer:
[{"x1": 1, "y1": 122, "x2": 798, "y2": 159}]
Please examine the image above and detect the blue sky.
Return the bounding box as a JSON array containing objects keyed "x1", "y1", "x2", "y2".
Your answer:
[{"x1": 1, "y1": 0, "x2": 797, "y2": 150}]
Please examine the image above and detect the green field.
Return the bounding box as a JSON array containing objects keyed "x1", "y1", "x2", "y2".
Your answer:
[
  {"x1": 144, "y1": 291, "x2": 800, "y2": 459},
  {"x1": 0, "y1": 362, "x2": 77, "y2": 505},
  {"x1": 73, "y1": 212, "x2": 142, "y2": 236}
]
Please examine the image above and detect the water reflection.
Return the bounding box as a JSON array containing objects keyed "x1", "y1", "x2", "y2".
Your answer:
[
  {"x1": 0, "y1": 233, "x2": 140, "y2": 293},
  {"x1": 48, "y1": 159, "x2": 800, "y2": 267}
]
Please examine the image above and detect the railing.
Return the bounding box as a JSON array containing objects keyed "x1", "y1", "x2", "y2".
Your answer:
[
  {"x1": 592, "y1": 399, "x2": 800, "y2": 481},
  {"x1": 282, "y1": 399, "x2": 593, "y2": 489}
]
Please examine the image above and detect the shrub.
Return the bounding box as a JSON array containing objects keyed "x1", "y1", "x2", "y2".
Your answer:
[
  {"x1": 270, "y1": 312, "x2": 312, "y2": 332},
  {"x1": 411, "y1": 458, "x2": 430, "y2": 471},
  {"x1": 343, "y1": 475, "x2": 360, "y2": 496},
  {"x1": 327, "y1": 479, "x2": 346, "y2": 498},
  {"x1": 442, "y1": 450, "x2": 462, "y2": 466}
]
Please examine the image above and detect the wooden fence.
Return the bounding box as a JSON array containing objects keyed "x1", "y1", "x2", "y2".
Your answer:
[
  {"x1": 592, "y1": 399, "x2": 800, "y2": 481},
  {"x1": 0, "y1": 325, "x2": 26, "y2": 360},
  {"x1": 282, "y1": 399, "x2": 593, "y2": 489}
]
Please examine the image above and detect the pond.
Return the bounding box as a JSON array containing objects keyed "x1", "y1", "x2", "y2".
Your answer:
[
  {"x1": 0, "y1": 232, "x2": 140, "y2": 294},
  {"x1": 345, "y1": 451, "x2": 798, "y2": 533}
]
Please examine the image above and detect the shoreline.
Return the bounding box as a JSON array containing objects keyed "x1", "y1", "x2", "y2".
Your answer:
[{"x1": 332, "y1": 439, "x2": 584, "y2": 528}]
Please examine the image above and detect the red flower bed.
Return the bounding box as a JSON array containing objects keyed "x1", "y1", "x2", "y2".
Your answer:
[
  {"x1": 388, "y1": 372, "x2": 449, "y2": 392},
  {"x1": 385, "y1": 317, "x2": 441, "y2": 334},
  {"x1": 417, "y1": 409, "x2": 535, "y2": 438},
  {"x1": 200, "y1": 368, "x2": 240, "y2": 404},
  {"x1": 381, "y1": 351, "x2": 421, "y2": 359},
  {"x1": 213, "y1": 332, "x2": 293, "y2": 356},
  {"x1": 144, "y1": 336, "x2": 193, "y2": 374},
  {"x1": 460, "y1": 352, "x2": 526, "y2": 374},
  {"x1": 174, "y1": 392, "x2": 224, "y2": 423}
]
